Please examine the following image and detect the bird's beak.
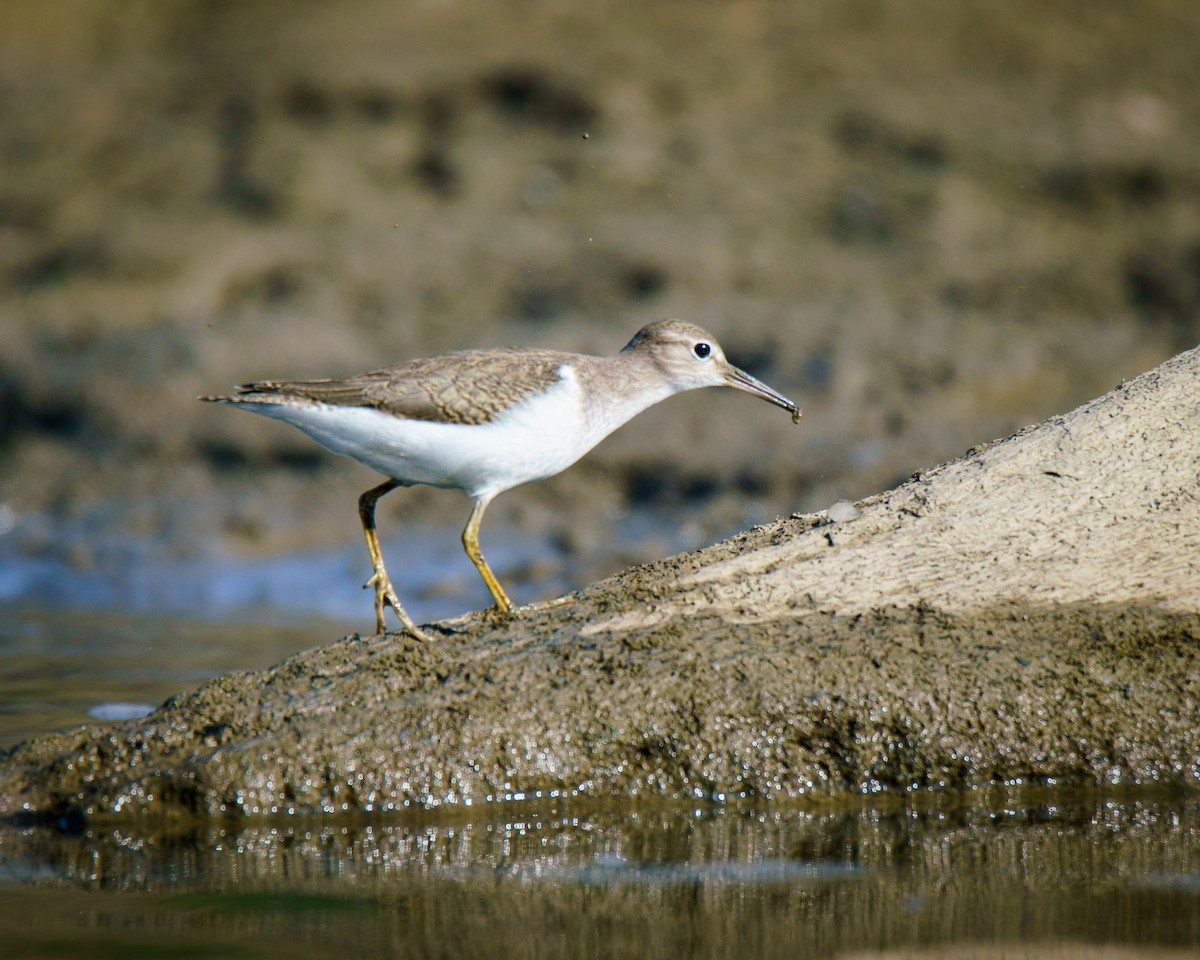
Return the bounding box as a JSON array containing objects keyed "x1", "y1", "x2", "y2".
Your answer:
[{"x1": 724, "y1": 365, "x2": 803, "y2": 423}]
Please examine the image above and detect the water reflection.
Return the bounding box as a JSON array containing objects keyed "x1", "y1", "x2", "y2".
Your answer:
[{"x1": 1, "y1": 796, "x2": 1198, "y2": 958}]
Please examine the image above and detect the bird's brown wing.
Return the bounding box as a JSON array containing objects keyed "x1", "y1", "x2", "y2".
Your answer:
[{"x1": 234, "y1": 349, "x2": 570, "y2": 425}]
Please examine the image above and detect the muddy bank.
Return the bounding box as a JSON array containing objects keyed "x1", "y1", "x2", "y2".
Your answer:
[
  {"x1": 2, "y1": 346, "x2": 1197, "y2": 820},
  {"x1": 2, "y1": 601, "x2": 1197, "y2": 821}
]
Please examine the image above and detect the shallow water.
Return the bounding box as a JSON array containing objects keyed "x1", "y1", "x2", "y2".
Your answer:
[
  {"x1": 2, "y1": 607, "x2": 1200, "y2": 959},
  {"x1": 0, "y1": 506, "x2": 571, "y2": 626},
  {"x1": 0, "y1": 605, "x2": 345, "y2": 748},
  {"x1": 0, "y1": 499, "x2": 723, "y2": 627},
  {"x1": 2, "y1": 792, "x2": 1199, "y2": 959}
]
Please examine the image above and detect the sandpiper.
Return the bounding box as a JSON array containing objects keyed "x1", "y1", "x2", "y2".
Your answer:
[{"x1": 202, "y1": 319, "x2": 801, "y2": 640}]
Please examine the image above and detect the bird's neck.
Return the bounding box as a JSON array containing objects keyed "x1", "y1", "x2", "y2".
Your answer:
[{"x1": 574, "y1": 352, "x2": 683, "y2": 436}]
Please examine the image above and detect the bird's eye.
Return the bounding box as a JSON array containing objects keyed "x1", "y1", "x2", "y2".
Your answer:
[{"x1": 693, "y1": 342, "x2": 712, "y2": 360}]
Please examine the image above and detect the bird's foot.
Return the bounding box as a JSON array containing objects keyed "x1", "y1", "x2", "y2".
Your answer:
[
  {"x1": 363, "y1": 568, "x2": 433, "y2": 642},
  {"x1": 481, "y1": 599, "x2": 519, "y2": 625}
]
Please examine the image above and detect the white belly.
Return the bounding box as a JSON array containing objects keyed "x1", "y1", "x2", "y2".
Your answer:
[{"x1": 241, "y1": 365, "x2": 640, "y2": 499}]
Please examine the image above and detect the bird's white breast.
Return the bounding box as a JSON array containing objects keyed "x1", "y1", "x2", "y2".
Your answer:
[{"x1": 242, "y1": 363, "x2": 645, "y2": 498}]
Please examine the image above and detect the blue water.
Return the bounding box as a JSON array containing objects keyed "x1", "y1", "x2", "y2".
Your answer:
[
  {"x1": 0, "y1": 498, "x2": 716, "y2": 627},
  {"x1": 0, "y1": 510, "x2": 556, "y2": 625}
]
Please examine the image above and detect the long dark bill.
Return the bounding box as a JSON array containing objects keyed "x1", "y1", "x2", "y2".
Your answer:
[{"x1": 724, "y1": 366, "x2": 803, "y2": 424}]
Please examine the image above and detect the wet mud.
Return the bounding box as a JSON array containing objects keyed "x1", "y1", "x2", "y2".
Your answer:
[{"x1": 0, "y1": 591, "x2": 1196, "y2": 822}]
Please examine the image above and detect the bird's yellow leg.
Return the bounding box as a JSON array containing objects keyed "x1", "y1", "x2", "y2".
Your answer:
[
  {"x1": 461, "y1": 495, "x2": 515, "y2": 617},
  {"x1": 358, "y1": 480, "x2": 432, "y2": 641}
]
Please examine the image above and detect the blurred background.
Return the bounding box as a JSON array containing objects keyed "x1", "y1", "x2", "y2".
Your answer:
[
  {"x1": 4, "y1": 6, "x2": 1200, "y2": 948},
  {"x1": 1, "y1": 0, "x2": 1198, "y2": 628}
]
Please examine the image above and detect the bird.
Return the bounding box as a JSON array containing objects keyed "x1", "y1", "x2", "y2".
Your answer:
[{"x1": 202, "y1": 319, "x2": 801, "y2": 640}]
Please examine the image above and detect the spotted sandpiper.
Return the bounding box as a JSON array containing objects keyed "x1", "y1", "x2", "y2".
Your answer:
[{"x1": 202, "y1": 319, "x2": 801, "y2": 640}]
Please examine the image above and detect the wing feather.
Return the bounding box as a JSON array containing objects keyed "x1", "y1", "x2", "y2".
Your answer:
[{"x1": 232, "y1": 349, "x2": 569, "y2": 425}]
